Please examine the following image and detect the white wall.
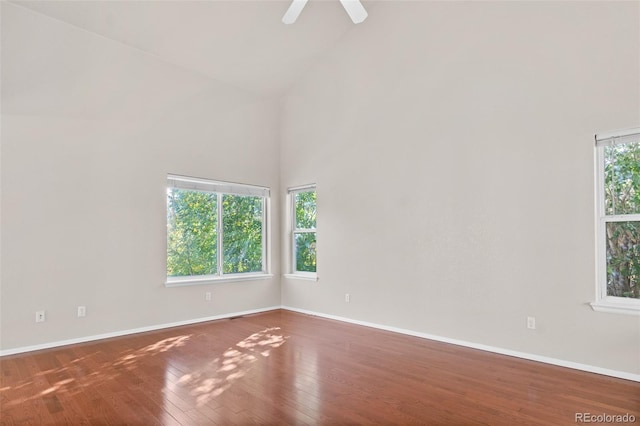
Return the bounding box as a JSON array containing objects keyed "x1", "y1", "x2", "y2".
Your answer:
[
  {"x1": 0, "y1": 4, "x2": 281, "y2": 350},
  {"x1": 280, "y1": 2, "x2": 640, "y2": 375}
]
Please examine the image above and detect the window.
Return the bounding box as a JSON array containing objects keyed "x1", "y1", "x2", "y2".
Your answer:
[
  {"x1": 593, "y1": 128, "x2": 640, "y2": 314},
  {"x1": 287, "y1": 185, "x2": 317, "y2": 279},
  {"x1": 166, "y1": 175, "x2": 270, "y2": 286}
]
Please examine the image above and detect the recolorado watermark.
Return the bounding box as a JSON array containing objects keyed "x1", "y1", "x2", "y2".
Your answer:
[{"x1": 575, "y1": 413, "x2": 636, "y2": 423}]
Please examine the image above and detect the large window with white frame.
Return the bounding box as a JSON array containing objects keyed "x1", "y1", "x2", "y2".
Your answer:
[
  {"x1": 593, "y1": 128, "x2": 640, "y2": 314},
  {"x1": 166, "y1": 174, "x2": 271, "y2": 286},
  {"x1": 288, "y1": 185, "x2": 317, "y2": 278}
]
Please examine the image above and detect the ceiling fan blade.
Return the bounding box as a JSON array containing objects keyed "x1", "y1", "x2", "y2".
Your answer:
[
  {"x1": 339, "y1": 0, "x2": 368, "y2": 24},
  {"x1": 282, "y1": 0, "x2": 309, "y2": 24}
]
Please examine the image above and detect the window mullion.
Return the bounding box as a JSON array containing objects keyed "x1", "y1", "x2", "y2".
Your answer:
[
  {"x1": 262, "y1": 197, "x2": 267, "y2": 273},
  {"x1": 217, "y1": 193, "x2": 223, "y2": 276},
  {"x1": 597, "y1": 146, "x2": 606, "y2": 218},
  {"x1": 611, "y1": 146, "x2": 617, "y2": 215},
  {"x1": 603, "y1": 214, "x2": 640, "y2": 223},
  {"x1": 292, "y1": 193, "x2": 297, "y2": 272},
  {"x1": 597, "y1": 147, "x2": 607, "y2": 301}
]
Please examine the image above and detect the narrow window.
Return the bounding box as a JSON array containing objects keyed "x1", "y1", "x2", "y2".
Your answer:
[
  {"x1": 166, "y1": 175, "x2": 270, "y2": 286},
  {"x1": 289, "y1": 185, "x2": 317, "y2": 277},
  {"x1": 593, "y1": 128, "x2": 640, "y2": 314}
]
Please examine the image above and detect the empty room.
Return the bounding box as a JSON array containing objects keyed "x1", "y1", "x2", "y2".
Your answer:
[{"x1": 1, "y1": 0, "x2": 639, "y2": 424}]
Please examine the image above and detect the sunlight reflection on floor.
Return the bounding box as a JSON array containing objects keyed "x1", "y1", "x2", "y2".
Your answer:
[
  {"x1": 177, "y1": 327, "x2": 289, "y2": 406},
  {"x1": 1, "y1": 326, "x2": 290, "y2": 417},
  {"x1": 113, "y1": 335, "x2": 192, "y2": 369},
  {"x1": 0, "y1": 334, "x2": 193, "y2": 408}
]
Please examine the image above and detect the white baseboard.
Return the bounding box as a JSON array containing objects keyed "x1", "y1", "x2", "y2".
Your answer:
[
  {"x1": 0, "y1": 306, "x2": 281, "y2": 357},
  {"x1": 281, "y1": 305, "x2": 640, "y2": 383}
]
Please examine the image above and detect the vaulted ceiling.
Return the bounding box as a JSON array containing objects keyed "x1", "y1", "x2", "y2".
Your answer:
[{"x1": 10, "y1": 0, "x2": 376, "y2": 96}]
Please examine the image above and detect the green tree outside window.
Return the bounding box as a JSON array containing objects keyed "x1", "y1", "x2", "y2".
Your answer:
[{"x1": 604, "y1": 142, "x2": 640, "y2": 298}]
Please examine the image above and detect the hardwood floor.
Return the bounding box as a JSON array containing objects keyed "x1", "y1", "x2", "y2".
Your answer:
[{"x1": 1, "y1": 309, "x2": 638, "y2": 425}]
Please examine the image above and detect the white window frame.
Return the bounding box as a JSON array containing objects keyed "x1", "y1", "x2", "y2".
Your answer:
[
  {"x1": 284, "y1": 184, "x2": 318, "y2": 281},
  {"x1": 165, "y1": 174, "x2": 272, "y2": 287},
  {"x1": 592, "y1": 127, "x2": 640, "y2": 315}
]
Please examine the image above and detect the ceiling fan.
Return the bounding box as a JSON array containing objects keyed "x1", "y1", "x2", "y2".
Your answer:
[{"x1": 283, "y1": 0, "x2": 368, "y2": 24}]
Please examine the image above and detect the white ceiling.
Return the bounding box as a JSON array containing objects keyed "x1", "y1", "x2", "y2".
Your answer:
[{"x1": 11, "y1": 0, "x2": 377, "y2": 96}]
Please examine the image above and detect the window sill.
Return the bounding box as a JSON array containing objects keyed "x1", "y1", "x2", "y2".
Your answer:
[
  {"x1": 283, "y1": 273, "x2": 318, "y2": 282},
  {"x1": 165, "y1": 273, "x2": 273, "y2": 287},
  {"x1": 590, "y1": 301, "x2": 640, "y2": 316}
]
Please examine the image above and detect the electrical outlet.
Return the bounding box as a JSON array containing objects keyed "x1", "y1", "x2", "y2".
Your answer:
[
  {"x1": 205, "y1": 292, "x2": 211, "y2": 301},
  {"x1": 35, "y1": 310, "x2": 46, "y2": 323},
  {"x1": 77, "y1": 306, "x2": 86, "y2": 318},
  {"x1": 345, "y1": 293, "x2": 350, "y2": 303},
  {"x1": 527, "y1": 316, "x2": 536, "y2": 330}
]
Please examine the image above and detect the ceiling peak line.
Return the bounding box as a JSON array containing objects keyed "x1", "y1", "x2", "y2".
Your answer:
[{"x1": 283, "y1": 0, "x2": 368, "y2": 25}]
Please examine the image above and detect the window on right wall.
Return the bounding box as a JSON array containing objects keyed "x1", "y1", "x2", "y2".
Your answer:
[
  {"x1": 289, "y1": 185, "x2": 317, "y2": 278},
  {"x1": 593, "y1": 127, "x2": 640, "y2": 314}
]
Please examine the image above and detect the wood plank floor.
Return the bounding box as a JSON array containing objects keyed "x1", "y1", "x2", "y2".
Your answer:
[{"x1": 1, "y1": 309, "x2": 638, "y2": 425}]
